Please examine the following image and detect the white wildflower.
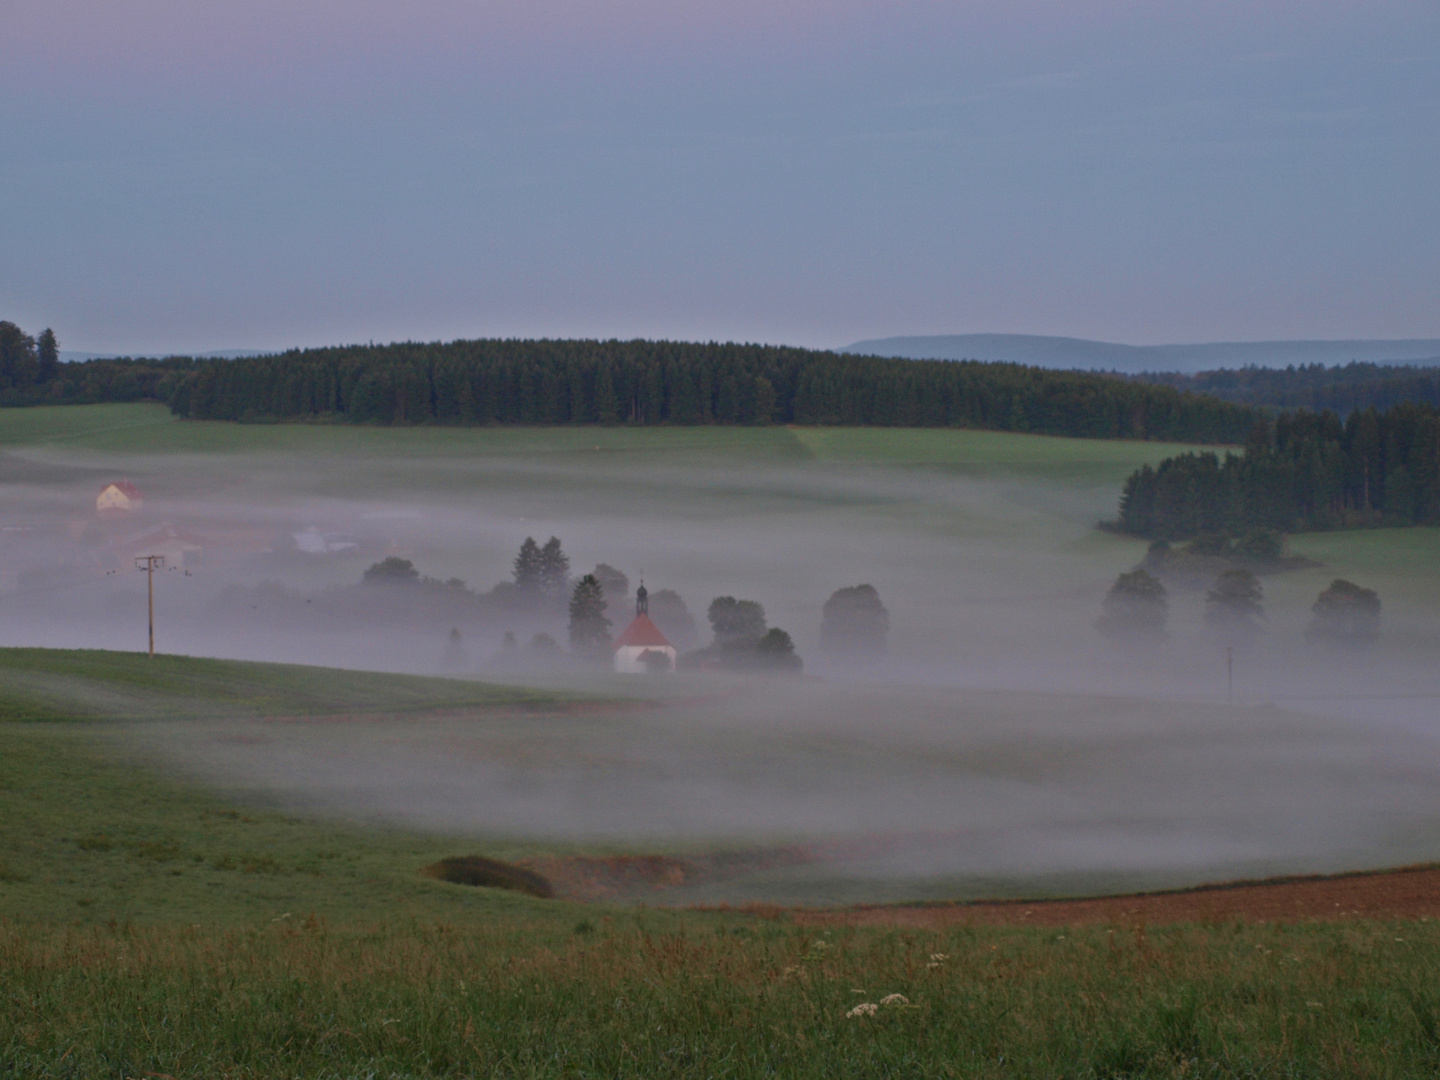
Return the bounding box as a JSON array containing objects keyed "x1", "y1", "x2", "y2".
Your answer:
[
  {"x1": 929, "y1": 953, "x2": 947, "y2": 962},
  {"x1": 846, "y1": 1002, "x2": 878, "y2": 1018},
  {"x1": 880, "y1": 993, "x2": 909, "y2": 1006}
]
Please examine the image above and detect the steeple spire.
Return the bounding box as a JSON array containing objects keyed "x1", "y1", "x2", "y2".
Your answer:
[{"x1": 636, "y1": 579, "x2": 648, "y2": 615}]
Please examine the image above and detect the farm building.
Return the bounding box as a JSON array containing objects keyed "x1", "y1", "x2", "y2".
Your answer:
[
  {"x1": 96, "y1": 481, "x2": 143, "y2": 515},
  {"x1": 120, "y1": 523, "x2": 204, "y2": 570},
  {"x1": 613, "y1": 583, "x2": 676, "y2": 673}
]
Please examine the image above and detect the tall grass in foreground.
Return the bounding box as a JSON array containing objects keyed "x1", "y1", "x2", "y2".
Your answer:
[{"x1": 4, "y1": 916, "x2": 1439, "y2": 1078}]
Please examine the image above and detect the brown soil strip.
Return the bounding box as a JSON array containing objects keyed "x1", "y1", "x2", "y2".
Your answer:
[
  {"x1": 519, "y1": 848, "x2": 815, "y2": 902},
  {"x1": 790, "y1": 864, "x2": 1440, "y2": 928}
]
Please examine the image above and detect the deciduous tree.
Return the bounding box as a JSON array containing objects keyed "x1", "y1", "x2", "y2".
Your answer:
[
  {"x1": 1205, "y1": 568, "x2": 1264, "y2": 650},
  {"x1": 707, "y1": 596, "x2": 766, "y2": 647},
  {"x1": 820, "y1": 584, "x2": 889, "y2": 656},
  {"x1": 1095, "y1": 570, "x2": 1167, "y2": 641},
  {"x1": 1307, "y1": 579, "x2": 1381, "y2": 648},
  {"x1": 362, "y1": 557, "x2": 419, "y2": 585}
]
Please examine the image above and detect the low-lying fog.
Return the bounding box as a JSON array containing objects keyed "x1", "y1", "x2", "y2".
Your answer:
[
  {"x1": 135, "y1": 680, "x2": 1440, "y2": 903},
  {"x1": 5, "y1": 418, "x2": 1440, "y2": 900}
]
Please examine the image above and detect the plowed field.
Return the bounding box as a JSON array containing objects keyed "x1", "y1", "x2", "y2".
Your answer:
[{"x1": 794, "y1": 864, "x2": 1440, "y2": 928}]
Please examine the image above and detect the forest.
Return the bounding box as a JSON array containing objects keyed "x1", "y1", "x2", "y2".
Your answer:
[
  {"x1": 1136, "y1": 362, "x2": 1440, "y2": 415},
  {"x1": 1116, "y1": 403, "x2": 1440, "y2": 538},
  {"x1": 163, "y1": 338, "x2": 1264, "y2": 441}
]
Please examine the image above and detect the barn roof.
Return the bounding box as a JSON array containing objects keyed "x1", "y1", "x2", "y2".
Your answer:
[
  {"x1": 613, "y1": 614, "x2": 673, "y2": 650},
  {"x1": 102, "y1": 481, "x2": 143, "y2": 499}
]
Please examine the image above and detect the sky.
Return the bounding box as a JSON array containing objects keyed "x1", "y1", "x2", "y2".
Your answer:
[{"x1": 2, "y1": 1, "x2": 1438, "y2": 355}]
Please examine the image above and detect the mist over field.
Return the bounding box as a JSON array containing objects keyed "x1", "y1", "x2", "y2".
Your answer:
[{"x1": 5, "y1": 405, "x2": 1440, "y2": 901}]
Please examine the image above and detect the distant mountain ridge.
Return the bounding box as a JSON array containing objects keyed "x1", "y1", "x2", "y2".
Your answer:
[{"x1": 843, "y1": 334, "x2": 1440, "y2": 374}]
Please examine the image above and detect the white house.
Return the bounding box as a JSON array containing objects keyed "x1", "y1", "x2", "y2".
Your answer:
[{"x1": 613, "y1": 584, "x2": 676, "y2": 673}]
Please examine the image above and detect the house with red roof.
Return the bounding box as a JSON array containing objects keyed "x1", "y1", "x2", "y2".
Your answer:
[
  {"x1": 613, "y1": 583, "x2": 676, "y2": 673},
  {"x1": 96, "y1": 481, "x2": 143, "y2": 515}
]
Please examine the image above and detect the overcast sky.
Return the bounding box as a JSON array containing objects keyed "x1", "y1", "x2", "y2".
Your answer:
[{"x1": 3, "y1": 1, "x2": 1438, "y2": 354}]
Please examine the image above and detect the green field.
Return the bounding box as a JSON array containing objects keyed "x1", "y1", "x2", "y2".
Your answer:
[
  {"x1": 0, "y1": 648, "x2": 572, "y2": 723},
  {"x1": 0, "y1": 651, "x2": 581, "y2": 925},
  {"x1": 5, "y1": 406, "x2": 1440, "y2": 1075},
  {"x1": 3, "y1": 650, "x2": 1440, "y2": 1078}
]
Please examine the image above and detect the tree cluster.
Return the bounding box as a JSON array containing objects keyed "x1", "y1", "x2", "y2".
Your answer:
[
  {"x1": 1137, "y1": 362, "x2": 1440, "y2": 415},
  {"x1": 1116, "y1": 404, "x2": 1440, "y2": 538},
  {"x1": 161, "y1": 338, "x2": 1262, "y2": 443},
  {"x1": 679, "y1": 596, "x2": 801, "y2": 672},
  {"x1": 0, "y1": 321, "x2": 196, "y2": 407},
  {"x1": 1096, "y1": 567, "x2": 1382, "y2": 651},
  {"x1": 512, "y1": 536, "x2": 571, "y2": 608}
]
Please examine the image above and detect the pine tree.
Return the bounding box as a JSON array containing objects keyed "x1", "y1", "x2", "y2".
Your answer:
[
  {"x1": 36, "y1": 329, "x2": 59, "y2": 383},
  {"x1": 513, "y1": 537, "x2": 543, "y2": 605},
  {"x1": 568, "y1": 574, "x2": 612, "y2": 657},
  {"x1": 595, "y1": 363, "x2": 618, "y2": 425},
  {"x1": 538, "y1": 537, "x2": 570, "y2": 605},
  {"x1": 752, "y1": 376, "x2": 776, "y2": 425}
]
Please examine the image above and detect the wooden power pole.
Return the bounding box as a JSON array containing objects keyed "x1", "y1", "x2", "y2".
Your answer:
[{"x1": 134, "y1": 554, "x2": 166, "y2": 657}]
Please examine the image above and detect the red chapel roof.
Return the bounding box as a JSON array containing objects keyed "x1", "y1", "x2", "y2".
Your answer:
[{"x1": 613, "y1": 614, "x2": 674, "y2": 650}]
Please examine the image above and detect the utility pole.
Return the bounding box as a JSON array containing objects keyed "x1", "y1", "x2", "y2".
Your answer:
[
  {"x1": 134, "y1": 554, "x2": 165, "y2": 657},
  {"x1": 1226, "y1": 645, "x2": 1233, "y2": 703}
]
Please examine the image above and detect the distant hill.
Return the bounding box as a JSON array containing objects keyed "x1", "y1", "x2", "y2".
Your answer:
[{"x1": 843, "y1": 334, "x2": 1440, "y2": 374}]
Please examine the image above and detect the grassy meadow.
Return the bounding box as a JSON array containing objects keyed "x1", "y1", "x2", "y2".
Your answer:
[
  {"x1": 5, "y1": 406, "x2": 1440, "y2": 1075},
  {"x1": 4, "y1": 649, "x2": 1440, "y2": 1078}
]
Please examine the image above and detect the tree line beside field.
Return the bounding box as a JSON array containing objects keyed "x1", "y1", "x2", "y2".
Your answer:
[
  {"x1": 163, "y1": 339, "x2": 1265, "y2": 441},
  {"x1": 1116, "y1": 403, "x2": 1440, "y2": 538},
  {"x1": 1, "y1": 323, "x2": 1263, "y2": 442}
]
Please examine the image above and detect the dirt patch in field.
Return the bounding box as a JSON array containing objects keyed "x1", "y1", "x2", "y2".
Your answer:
[
  {"x1": 421, "y1": 855, "x2": 555, "y2": 898},
  {"x1": 519, "y1": 848, "x2": 815, "y2": 902},
  {"x1": 790, "y1": 864, "x2": 1440, "y2": 928}
]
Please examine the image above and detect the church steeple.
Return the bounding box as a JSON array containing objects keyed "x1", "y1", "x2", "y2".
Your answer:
[{"x1": 635, "y1": 580, "x2": 648, "y2": 616}]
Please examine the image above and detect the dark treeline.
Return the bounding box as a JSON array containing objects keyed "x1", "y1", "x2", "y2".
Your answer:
[
  {"x1": 0, "y1": 321, "x2": 195, "y2": 407},
  {"x1": 1117, "y1": 403, "x2": 1440, "y2": 538},
  {"x1": 165, "y1": 339, "x2": 1262, "y2": 441},
  {"x1": 1136, "y1": 362, "x2": 1440, "y2": 415}
]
